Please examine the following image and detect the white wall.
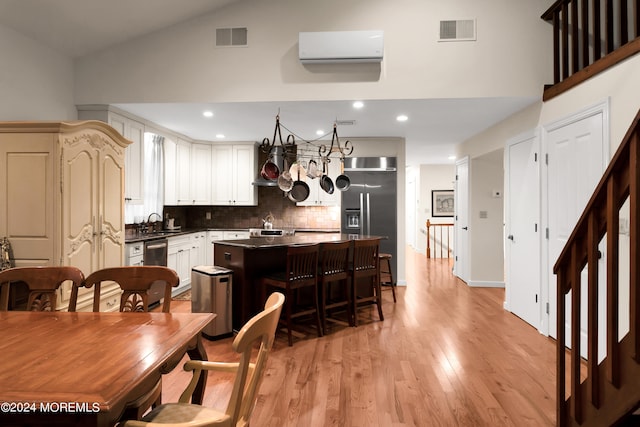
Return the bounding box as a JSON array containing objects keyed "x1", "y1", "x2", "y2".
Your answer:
[
  {"x1": 74, "y1": 0, "x2": 552, "y2": 105},
  {"x1": 0, "y1": 24, "x2": 75, "y2": 121},
  {"x1": 469, "y1": 149, "x2": 504, "y2": 285}
]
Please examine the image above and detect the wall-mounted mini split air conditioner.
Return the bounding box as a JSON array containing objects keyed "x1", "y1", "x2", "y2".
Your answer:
[{"x1": 298, "y1": 30, "x2": 384, "y2": 63}]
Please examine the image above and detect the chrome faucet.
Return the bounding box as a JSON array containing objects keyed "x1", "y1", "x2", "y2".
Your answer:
[
  {"x1": 147, "y1": 213, "x2": 163, "y2": 233},
  {"x1": 147, "y1": 212, "x2": 162, "y2": 223}
]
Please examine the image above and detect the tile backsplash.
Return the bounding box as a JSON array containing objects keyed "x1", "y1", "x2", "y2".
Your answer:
[{"x1": 163, "y1": 186, "x2": 340, "y2": 230}]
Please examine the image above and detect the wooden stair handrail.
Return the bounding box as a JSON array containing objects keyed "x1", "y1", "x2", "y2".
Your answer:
[
  {"x1": 554, "y1": 108, "x2": 640, "y2": 426},
  {"x1": 425, "y1": 219, "x2": 454, "y2": 259},
  {"x1": 540, "y1": 0, "x2": 640, "y2": 101}
]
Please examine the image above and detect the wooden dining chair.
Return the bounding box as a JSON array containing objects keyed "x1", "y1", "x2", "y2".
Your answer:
[
  {"x1": 261, "y1": 244, "x2": 322, "y2": 346},
  {"x1": 351, "y1": 238, "x2": 384, "y2": 326},
  {"x1": 76, "y1": 266, "x2": 180, "y2": 420},
  {"x1": 118, "y1": 292, "x2": 285, "y2": 427},
  {"x1": 75, "y1": 266, "x2": 180, "y2": 313},
  {"x1": 0, "y1": 266, "x2": 85, "y2": 311},
  {"x1": 318, "y1": 240, "x2": 353, "y2": 332}
]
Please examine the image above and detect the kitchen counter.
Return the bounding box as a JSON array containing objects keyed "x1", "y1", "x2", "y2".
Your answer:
[
  {"x1": 213, "y1": 234, "x2": 383, "y2": 330},
  {"x1": 212, "y1": 233, "x2": 380, "y2": 249},
  {"x1": 125, "y1": 228, "x2": 249, "y2": 243}
]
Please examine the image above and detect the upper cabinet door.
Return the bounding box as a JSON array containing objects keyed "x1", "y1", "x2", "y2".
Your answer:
[
  {"x1": 107, "y1": 112, "x2": 144, "y2": 205},
  {"x1": 211, "y1": 145, "x2": 234, "y2": 205},
  {"x1": 175, "y1": 139, "x2": 192, "y2": 205},
  {"x1": 191, "y1": 143, "x2": 212, "y2": 205},
  {"x1": 163, "y1": 138, "x2": 177, "y2": 205},
  {"x1": 232, "y1": 144, "x2": 257, "y2": 206}
]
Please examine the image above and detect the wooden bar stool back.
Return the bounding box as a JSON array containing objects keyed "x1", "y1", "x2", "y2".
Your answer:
[
  {"x1": 261, "y1": 244, "x2": 322, "y2": 346},
  {"x1": 0, "y1": 266, "x2": 85, "y2": 311},
  {"x1": 351, "y1": 238, "x2": 384, "y2": 326},
  {"x1": 77, "y1": 266, "x2": 180, "y2": 313},
  {"x1": 379, "y1": 253, "x2": 396, "y2": 302},
  {"x1": 318, "y1": 240, "x2": 353, "y2": 332}
]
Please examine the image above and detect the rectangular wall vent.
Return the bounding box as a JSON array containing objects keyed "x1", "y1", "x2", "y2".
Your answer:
[
  {"x1": 216, "y1": 27, "x2": 248, "y2": 46},
  {"x1": 439, "y1": 19, "x2": 476, "y2": 42}
]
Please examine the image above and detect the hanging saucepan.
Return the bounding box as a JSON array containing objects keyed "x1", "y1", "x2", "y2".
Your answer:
[
  {"x1": 319, "y1": 156, "x2": 335, "y2": 195},
  {"x1": 288, "y1": 164, "x2": 310, "y2": 202},
  {"x1": 335, "y1": 157, "x2": 351, "y2": 191},
  {"x1": 260, "y1": 154, "x2": 280, "y2": 180},
  {"x1": 277, "y1": 156, "x2": 293, "y2": 192}
]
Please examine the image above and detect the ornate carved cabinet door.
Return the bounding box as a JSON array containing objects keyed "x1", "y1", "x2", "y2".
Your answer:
[{"x1": 60, "y1": 125, "x2": 128, "y2": 309}]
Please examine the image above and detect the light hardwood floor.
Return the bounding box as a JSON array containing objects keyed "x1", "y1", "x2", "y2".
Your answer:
[{"x1": 161, "y1": 247, "x2": 556, "y2": 426}]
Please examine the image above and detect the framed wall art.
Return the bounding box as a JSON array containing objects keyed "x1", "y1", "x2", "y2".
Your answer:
[{"x1": 431, "y1": 190, "x2": 454, "y2": 217}]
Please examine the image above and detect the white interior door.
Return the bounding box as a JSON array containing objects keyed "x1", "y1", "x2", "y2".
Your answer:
[
  {"x1": 546, "y1": 105, "x2": 608, "y2": 361},
  {"x1": 506, "y1": 131, "x2": 541, "y2": 329},
  {"x1": 454, "y1": 157, "x2": 469, "y2": 283}
]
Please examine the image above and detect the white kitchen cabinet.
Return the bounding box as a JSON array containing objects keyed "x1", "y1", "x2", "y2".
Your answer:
[
  {"x1": 0, "y1": 121, "x2": 130, "y2": 311},
  {"x1": 191, "y1": 143, "x2": 212, "y2": 205},
  {"x1": 297, "y1": 158, "x2": 341, "y2": 206},
  {"x1": 77, "y1": 107, "x2": 145, "y2": 205},
  {"x1": 190, "y1": 231, "x2": 207, "y2": 267},
  {"x1": 176, "y1": 138, "x2": 193, "y2": 205},
  {"x1": 222, "y1": 230, "x2": 250, "y2": 240},
  {"x1": 211, "y1": 143, "x2": 257, "y2": 206},
  {"x1": 125, "y1": 242, "x2": 144, "y2": 266},
  {"x1": 168, "y1": 235, "x2": 192, "y2": 287},
  {"x1": 206, "y1": 231, "x2": 223, "y2": 265}
]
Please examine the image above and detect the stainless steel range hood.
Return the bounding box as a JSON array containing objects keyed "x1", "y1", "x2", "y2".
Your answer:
[{"x1": 252, "y1": 145, "x2": 294, "y2": 187}]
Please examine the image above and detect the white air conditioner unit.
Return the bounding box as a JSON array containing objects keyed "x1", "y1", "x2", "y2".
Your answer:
[{"x1": 298, "y1": 30, "x2": 384, "y2": 63}]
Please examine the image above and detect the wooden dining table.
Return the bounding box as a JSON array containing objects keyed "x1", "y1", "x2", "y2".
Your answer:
[{"x1": 0, "y1": 310, "x2": 215, "y2": 427}]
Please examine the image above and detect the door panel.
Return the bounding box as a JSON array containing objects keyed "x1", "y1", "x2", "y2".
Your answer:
[
  {"x1": 547, "y1": 110, "x2": 607, "y2": 360},
  {"x1": 506, "y1": 133, "x2": 540, "y2": 328}
]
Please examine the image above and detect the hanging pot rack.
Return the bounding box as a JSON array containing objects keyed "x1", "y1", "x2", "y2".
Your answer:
[{"x1": 259, "y1": 114, "x2": 354, "y2": 162}]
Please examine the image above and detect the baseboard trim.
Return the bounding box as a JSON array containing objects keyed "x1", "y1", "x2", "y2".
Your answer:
[{"x1": 467, "y1": 280, "x2": 505, "y2": 288}]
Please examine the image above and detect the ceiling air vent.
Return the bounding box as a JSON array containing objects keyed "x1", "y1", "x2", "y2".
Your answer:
[
  {"x1": 439, "y1": 19, "x2": 476, "y2": 42},
  {"x1": 216, "y1": 27, "x2": 248, "y2": 46},
  {"x1": 336, "y1": 120, "x2": 356, "y2": 126}
]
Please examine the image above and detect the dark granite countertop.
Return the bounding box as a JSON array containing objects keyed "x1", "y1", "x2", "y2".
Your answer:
[{"x1": 212, "y1": 234, "x2": 382, "y2": 249}]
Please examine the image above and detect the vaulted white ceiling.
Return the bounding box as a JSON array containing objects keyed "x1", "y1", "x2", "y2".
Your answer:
[{"x1": 0, "y1": 0, "x2": 537, "y2": 165}]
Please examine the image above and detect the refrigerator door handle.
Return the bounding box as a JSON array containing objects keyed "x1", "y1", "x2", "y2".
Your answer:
[
  {"x1": 359, "y1": 193, "x2": 364, "y2": 234},
  {"x1": 366, "y1": 193, "x2": 371, "y2": 235}
]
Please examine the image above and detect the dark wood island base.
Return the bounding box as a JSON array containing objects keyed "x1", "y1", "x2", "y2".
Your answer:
[{"x1": 213, "y1": 234, "x2": 382, "y2": 331}]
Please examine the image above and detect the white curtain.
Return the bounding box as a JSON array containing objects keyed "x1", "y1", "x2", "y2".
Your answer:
[
  {"x1": 144, "y1": 133, "x2": 165, "y2": 216},
  {"x1": 125, "y1": 133, "x2": 164, "y2": 224}
]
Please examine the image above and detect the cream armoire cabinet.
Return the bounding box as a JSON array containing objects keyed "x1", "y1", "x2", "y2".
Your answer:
[{"x1": 0, "y1": 121, "x2": 131, "y2": 311}]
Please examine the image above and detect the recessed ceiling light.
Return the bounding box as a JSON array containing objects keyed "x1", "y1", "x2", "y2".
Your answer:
[
  {"x1": 203, "y1": 111, "x2": 214, "y2": 118},
  {"x1": 353, "y1": 101, "x2": 364, "y2": 109},
  {"x1": 396, "y1": 114, "x2": 408, "y2": 122},
  {"x1": 316, "y1": 129, "x2": 324, "y2": 136},
  {"x1": 448, "y1": 155, "x2": 456, "y2": 160},
  {"x1": 215, "y1": 134, "x2": 225, "y2": 139}
]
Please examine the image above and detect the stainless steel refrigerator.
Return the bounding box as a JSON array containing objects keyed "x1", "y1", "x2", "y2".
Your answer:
[{"x1": 341, "y1": 157, "x2": 397, "y2": 281}]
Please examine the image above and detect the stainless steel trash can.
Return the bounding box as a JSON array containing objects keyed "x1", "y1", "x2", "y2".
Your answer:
[{"x1": 191, "y1": 265, "x2": 233, "y2": 340}]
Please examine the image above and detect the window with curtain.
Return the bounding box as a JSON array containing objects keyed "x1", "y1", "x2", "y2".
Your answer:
[{"x1": 125, "y1": 132, "x2": 164, "y2": 224}]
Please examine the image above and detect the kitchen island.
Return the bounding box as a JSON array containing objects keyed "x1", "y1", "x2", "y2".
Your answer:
[{"x1": 213, "y1": 234, "x2": 381, "y2": 331}]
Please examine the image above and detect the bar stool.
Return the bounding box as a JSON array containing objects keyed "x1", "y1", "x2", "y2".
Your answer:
[
  {"x1": 379, "y1": 253, "x2": 396, "y2": 303},
  {"x1": 261, "y1": 244, "x2": 322, "y2": 346},
  {"x1": 318, "y1": 240, "x2": 353, "y2": 332},
  {"x1": 351, "y1": 238, "x2": 384, "y2": 326}
]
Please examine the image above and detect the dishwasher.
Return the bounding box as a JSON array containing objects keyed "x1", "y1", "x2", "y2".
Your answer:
[
  {"x1": 143, "y1": 238, "x2": 169, "y2": 307},
  {"x1": 191, "y1": 265, "x2": 233, "y2": 339}
]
